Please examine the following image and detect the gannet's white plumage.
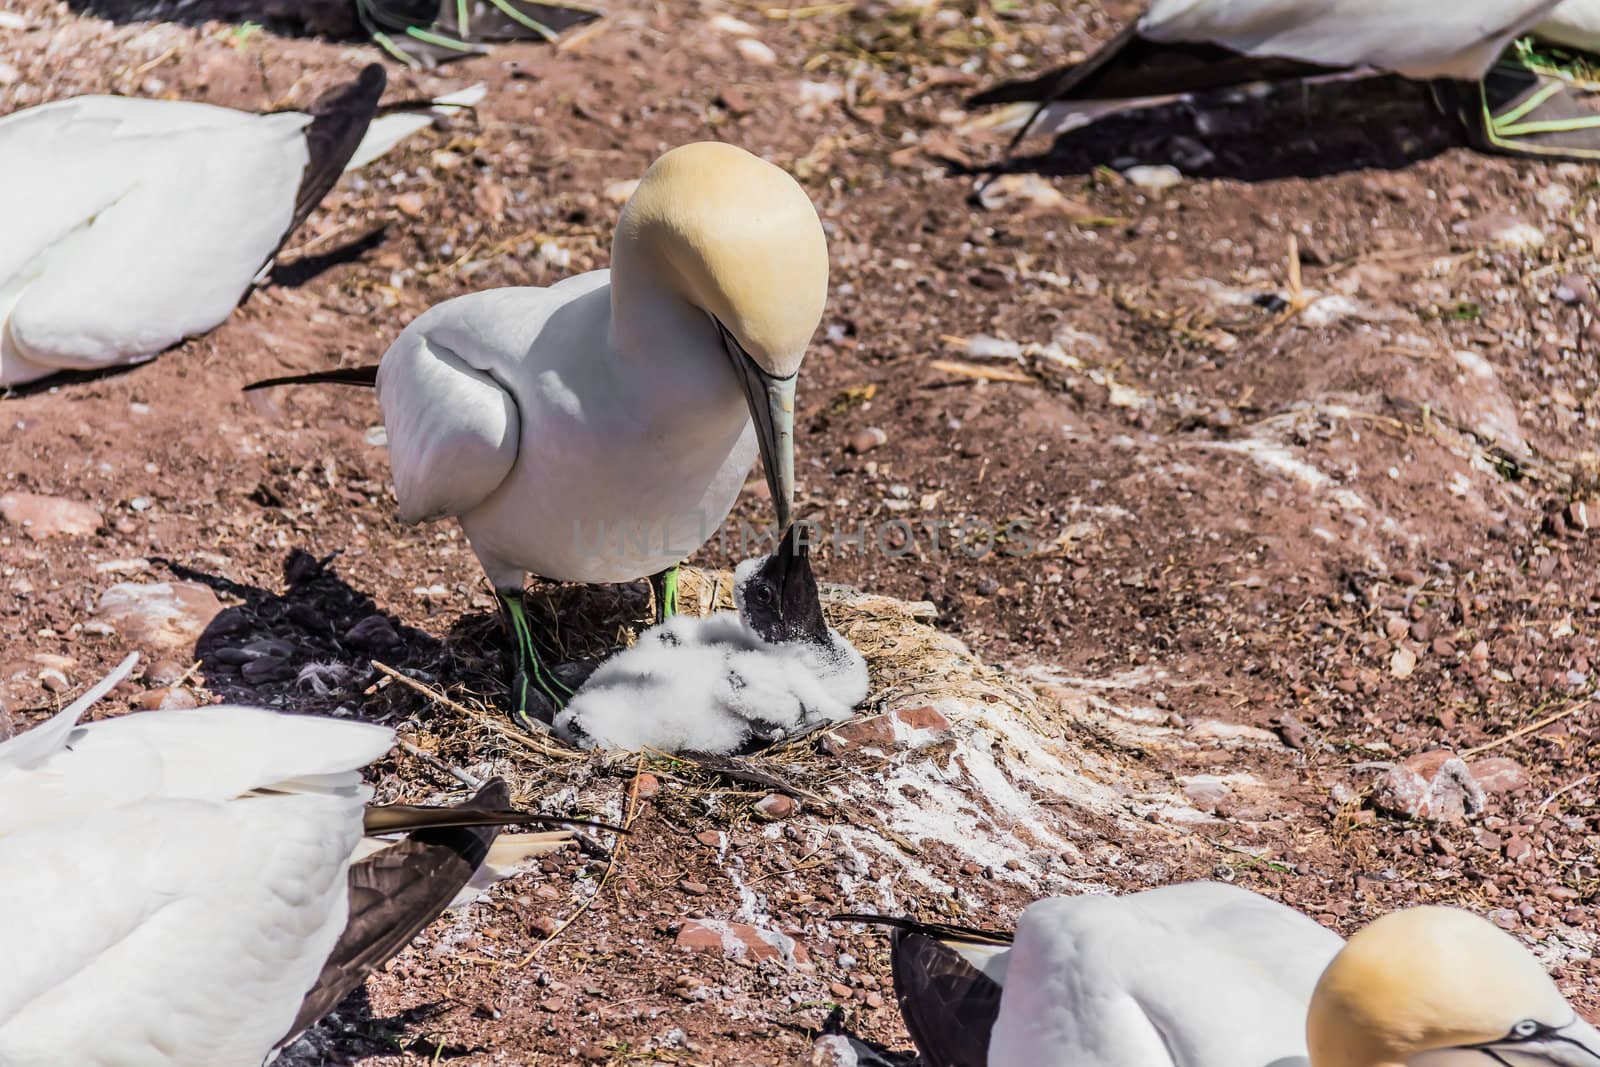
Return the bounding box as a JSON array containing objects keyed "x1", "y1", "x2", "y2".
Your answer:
[
  {"x1": 1135, "y1": 0, "x2": 1566, "y2": 80},
  {"x1": 0, "y1": 654, "x2": 577, "y2": 1067},
  {"x1": 0, "y1": 654, "x2": 391, "y2": 1067},
  {"x1": 989, "y1": 882, "x2": 1342, "y2": 1066},
  {"x1": 1536, "y1": 0, "x2": 1600, "y2": 52},
  {"x1": 966, "y1": 0, "x2": 1579, "y2": 143},
  {"x1": 553, "y1": 551, "x2": 868, "y2": 753},
  {"x1": 0, "y1": 68, "x2": 474, "y2": 387},
  {"x1": 374, "y1": 141, "x2": 829, "y2": 586},
  {"x1": 866, "y1": 881, "x2": 1600, "y2": 1067}
]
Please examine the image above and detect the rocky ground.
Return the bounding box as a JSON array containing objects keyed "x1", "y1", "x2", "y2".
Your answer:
[{"x1": 6, "y1": 0, "x2": 1600, "y2": 1063}]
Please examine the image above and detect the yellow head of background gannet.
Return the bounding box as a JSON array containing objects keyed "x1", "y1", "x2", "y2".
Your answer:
[
  {"x1": 612, "y1": 140, "x2": 829, "y2": 532},
  {"x1": 1307, "y1": 906, "x2": 1596, "y2": 1067}
]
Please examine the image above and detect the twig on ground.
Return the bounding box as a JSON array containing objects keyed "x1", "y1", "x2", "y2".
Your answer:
[
  {"x1": 370, "y1": 659, "x2": 583, "y2": 761},
  {"x1": 397, "y1": 736, "x2": 485, "y2": 789},
  {"x1": 1460, "y1": 701, "x2": 1591, "y2": 758},
  {"x1": 526, "y1": 753, "x2": 648, "y2": 960}
]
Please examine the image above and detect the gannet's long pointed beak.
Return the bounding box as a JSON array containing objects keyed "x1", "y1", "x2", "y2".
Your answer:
[
  {"x1": 717, "y1": 320, "x2": 796, "y2": 532},
  {"x1": 1454, "y1": 1019, "x2": 1600, "y2": 1065}
]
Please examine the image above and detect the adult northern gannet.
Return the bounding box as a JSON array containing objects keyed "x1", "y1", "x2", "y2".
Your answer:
[
  {"x1": 246, "y1": 141, "x2": 829, "y2": 730},
  {"x1": 966, "y1": 0, "x2": 1598, "y2": 160},
  {"x1": 843, "y1": 881, "x2": 1600, "y2": 1067},
  {"x1": 0, "y1": 66, "x2": 481, "y2": 388},
  {"x1": 0, "y1": 654, "x2": 606, "y2": 1066}
]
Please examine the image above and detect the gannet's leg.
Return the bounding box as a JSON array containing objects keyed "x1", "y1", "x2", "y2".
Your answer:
[
  {"x1": 496, "y1": 588, "x2": 573, "y2": 729},
  {"x1": 647, "y1": 565, "x2": 681, "y2": 623},
  {"x1": 1462, "y1": 53, "x2": 1600, "y2": 161}
]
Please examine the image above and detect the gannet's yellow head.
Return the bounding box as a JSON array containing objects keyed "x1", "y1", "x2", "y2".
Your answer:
[
  {"x1": 1307, "y1": 907, "x2": 1597, "y2": 1067},
  {"x1": 616, "y1": 142, "x2": 828, "y2": 531}
]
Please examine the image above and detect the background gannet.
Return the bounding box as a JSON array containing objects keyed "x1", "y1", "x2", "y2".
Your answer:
[
  {"x1": 246, "y1": 141, "x2": 829, "y2": 729},
  {"x1": 1538, "y1": 0, "x2": 1600, "y2": 52},
  {"x1": 844, "y1": 882, "x2": 1600, "y2": 1067},
  {"x1": 0, "y1": 66, "x2": 481, "y2": 388},
  {"x1": 0, "y1": 654, "x2": 608, "y2": 1066},
  {"x1": 553, "y1": 526, "x2": 868, "y2": 754},
  {"x1": 966, "y1": 0, "x2": 1586, "y2": 157}
]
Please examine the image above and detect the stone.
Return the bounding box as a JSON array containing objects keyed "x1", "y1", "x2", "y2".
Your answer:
[
  {"x1": 343, "y1": 614, "x2": 402, "y2": 653},
  {"x1": 675, "y1": 919, "x2": 808, "y2": 966},
  {"x1": 734, "y1": 37, "x2": 776, "y2": 65},
  {"x1": 695, "y1": 830, "x2": 723, "y2": 848},
  {"x1": 1371, "y1": 750, "x2": 1486, "y2": 823},
  {"x1": 1122, "y1": 164, "x2": 1183, "y2": 192},
  {"x1": 1390, "y1": 646, "x2": 1417, "y2": 679},
  {"x1": 0, "y1": 492, "x2": 102, "y2": 539},
  {"x1": 847, "y1": 427, "x2": 887, "y2": 454},
  {"x1": 753, "y1": 793, "x2": 796, "y2": 820},
  {"x1": 1180, "y1": 775, "x2": 1231, "y2": 813},
  {"x1": 144, "y1": 660, "x2": 188, "y2": 686},
  {"x1": 603, "y1": 179, "x2": 640, "y2": 205},
  {"x1": 94, "y1": 582, "x2": 224, "y2": 650},
  {"x1": 1462, "y1": 214, "x2": 1545, "y2": 250},
  {"x1": 632, "y1": 771, "x2": 661, "y2": 799},
  {"x1": 1469, "y1": 757, "x2": 1530, "y2": 795},
  {"x1": 159, "y1": 687, "x2": 199, "y2": 710},
  {"x1": 678, "y1": 879, "x2": 710, "y2": 896},
  {"x1": 822, "y1": 704, "x2": 951, "y2": 754}
]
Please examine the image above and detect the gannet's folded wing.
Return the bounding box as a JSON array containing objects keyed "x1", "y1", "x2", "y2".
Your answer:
[
  {"x1": 1535, "y1": 0, "x2": 1600, "y2": 51},
  {"x1": 376, "y1": 295, "x2": 526, "y2": 525},
  {"x1": 0, "y1": 98, "x2": 309, "y2": 373},
  {"x1": 0, "y1": 683, "x2": 393, "y2": 836},
  {"x1": 0, "y1": 793, "x2": 362, "y2": 1065}
]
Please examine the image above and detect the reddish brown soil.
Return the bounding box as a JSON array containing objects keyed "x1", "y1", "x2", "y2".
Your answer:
[{"x1": 5, "y1": 0, "x2": 1600, "y2": 1062}]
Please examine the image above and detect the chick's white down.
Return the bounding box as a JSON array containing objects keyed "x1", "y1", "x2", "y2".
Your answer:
[{"x1": 554, "y1": 557, "x2": 868, "y2": 754}]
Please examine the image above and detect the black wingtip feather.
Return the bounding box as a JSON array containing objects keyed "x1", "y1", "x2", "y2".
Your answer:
[
  {"x1": 243, "y1": 366, "x2": 380, "y2": 391},
  {"x1": 888, "y1": 931, "x2": 1004, "y2": 1067},
  {"x1": 278, "y1": 778, "x2": 511, "y2": 1048},
  {"x1": 259, "y1": 66, "x2": 388, "y2": 279},
  {"x1": 830, "y1": 913, "x2": 1014, "y2": 946}
]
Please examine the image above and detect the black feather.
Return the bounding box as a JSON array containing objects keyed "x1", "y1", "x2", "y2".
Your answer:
[
  {"x1": 832, "y1": 912, "x2": 1014, "y2": 947},
  {"x1": 363, "y1": 802, "x2": 627, "y2": 836},
  {"x1": 243, "y1": 366, "x2": 380, "y2": 391},
  {"x1": 832, "y1": 913, "x2": 1011, "y2": 1067},
  {"x1": 278, "y1": 778, "x2": 510, "y2": 1046},
  {"x1": 967, "y1": 21, "x2": 1344, "y2": 151},
  {"x1": 889, "y1": 931, "x2": 1005, "y2": 1067},
  {"x1": 261, "y1": 65, "x2": 387, "y2": 277}
]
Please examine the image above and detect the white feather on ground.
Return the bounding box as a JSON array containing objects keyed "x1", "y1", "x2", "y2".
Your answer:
[{"x1": 553, "y1": 558, "x2": 869, "y2": 754}]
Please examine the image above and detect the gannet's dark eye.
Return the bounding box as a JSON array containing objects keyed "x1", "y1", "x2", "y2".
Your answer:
[
  {"x1": 1510, "y1": 1020, "x2": 1542, "y2": 1040},
  {"x1": 747, "y1": 582, "x2": 774, "y2": 607}
]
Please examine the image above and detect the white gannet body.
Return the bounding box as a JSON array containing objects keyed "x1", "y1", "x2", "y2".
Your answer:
[
  {"x1": 0, "y1": 68, "x2": 477, "y2": 388},
  {"x1": 0, "y1": 655, "x2": 390, "y2": 1067},
  {"x1": 1135, "y1": 0, "x2": 1565, "y2": 81},
  {"x1": 858, "y1": 881, "x2": 1600, "y2": 1067},
  {"x1": 0, "y1": 655, "x2": 577, "y2": 1066},
  {"x1": 374, "y1": 140, "x2": 828, "y2": 586},
  {"x1": 966, "y1": 0, "x2": 1576, "y2": 146},
  {"x1": 554, "y1": 530, "x2": 868, "y2": 752}
]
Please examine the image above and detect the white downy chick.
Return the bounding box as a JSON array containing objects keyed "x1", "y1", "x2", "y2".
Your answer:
[{"x1": 554, "y1": 527, "x2": 867, "y2": 753}]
